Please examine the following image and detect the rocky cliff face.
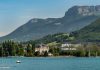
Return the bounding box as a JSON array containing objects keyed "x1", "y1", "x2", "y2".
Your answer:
[
  {"x1": 64, "y1": 5, "x2": 100, "y2": 17},
  {"x1": 0, "y1": 5, "x2": 100, "y2": 41}
]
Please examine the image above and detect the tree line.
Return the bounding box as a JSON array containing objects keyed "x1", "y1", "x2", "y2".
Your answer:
[{"x1": 0, "y1": 40, "x2": 100, "y2": 57}]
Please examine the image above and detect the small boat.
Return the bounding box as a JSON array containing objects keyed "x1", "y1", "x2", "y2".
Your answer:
[{"x1": 16, "y1": 60, "x2": 21, "y2": 63}]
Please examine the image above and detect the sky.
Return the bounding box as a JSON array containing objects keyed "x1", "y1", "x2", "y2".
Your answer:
[{"x1": 0, "y1": 0, "x2": 99, "y2": 37}]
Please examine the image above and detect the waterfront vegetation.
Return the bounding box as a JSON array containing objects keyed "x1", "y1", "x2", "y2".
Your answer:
[{"x1": 0, "y1": 40, "x2": 100, "y2": 57}]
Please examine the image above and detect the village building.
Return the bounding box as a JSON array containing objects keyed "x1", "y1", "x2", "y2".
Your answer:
[
  {"x1": 35, "y1": 44, "x2": 49, "y2": 55},
  {"x1": 60, "y1": 42, "x2": 82, "y2": 51}
]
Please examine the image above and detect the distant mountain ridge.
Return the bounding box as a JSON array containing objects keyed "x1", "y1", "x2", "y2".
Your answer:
[
  {"x1": 64, "y1": 5, "x2": 100, "y2": 17},
  {"x1": 0, "y1": 5, "x2": 100, "y2": 41}
]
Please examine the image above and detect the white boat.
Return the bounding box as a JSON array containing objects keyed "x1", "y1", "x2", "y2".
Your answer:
[{"x1": 16, "y1": 60, "x2": 21, "y2": 63}]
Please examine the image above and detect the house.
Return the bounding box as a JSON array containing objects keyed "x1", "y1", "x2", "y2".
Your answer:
[
  {"x1": 60, "y1": 42, "x2": 82, "y2": 51},
  {"x1": 35, "y1": 44, "x2": 49, "y2": 55}
]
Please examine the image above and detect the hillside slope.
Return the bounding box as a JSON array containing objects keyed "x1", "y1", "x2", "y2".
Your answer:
[
  {"x1": 0, "y1": 5, "x2": 100, "y2": 41},
  {"x1": 76, "y1": 18, "x2": 100, "y2": 41}
]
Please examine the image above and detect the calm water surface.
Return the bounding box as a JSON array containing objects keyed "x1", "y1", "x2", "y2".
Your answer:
[{"x1": 0, "y1": 57, "x2": 100, "y2": 70}]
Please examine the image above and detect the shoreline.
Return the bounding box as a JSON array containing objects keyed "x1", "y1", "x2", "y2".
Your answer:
[{"x1": 0, "y1": 56, "x2": 99, "y2": 58}]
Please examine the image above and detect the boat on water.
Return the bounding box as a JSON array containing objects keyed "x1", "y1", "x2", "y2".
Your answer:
[{"x1": 16, "y1": 60, "x2": 21, "y2": 63}]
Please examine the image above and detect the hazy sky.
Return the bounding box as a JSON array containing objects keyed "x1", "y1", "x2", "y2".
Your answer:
[{"x1": 0, "y1": 0, "x2": 99, "y2": 37}]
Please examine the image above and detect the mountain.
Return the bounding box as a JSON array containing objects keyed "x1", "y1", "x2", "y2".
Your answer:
[
  {"x1": 75, "y1": 18, "x2": 100, "y2": 41},
  {"x1": 0, "y1": 5, "x2": 100, "y2": 41}
]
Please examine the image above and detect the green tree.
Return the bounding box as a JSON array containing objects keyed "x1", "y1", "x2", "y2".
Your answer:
[
  {"x1": 43, "y1": 51, "x2": 48, "y2": 57},
  {"x1": 26, "y1": 44, "x2": 33, "y2": 57}
]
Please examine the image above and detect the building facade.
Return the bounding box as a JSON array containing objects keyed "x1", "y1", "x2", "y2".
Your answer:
[
  {"x1": 60, "y1": 43, "x2": 82, "y2": 51},
  {"x1": 35, "y1": 44, "x2": 49, "y2": 55}
]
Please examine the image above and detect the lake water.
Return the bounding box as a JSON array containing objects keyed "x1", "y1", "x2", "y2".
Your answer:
[{"x1": 0, "y1": 57, "x2": 100, "y2": 70}]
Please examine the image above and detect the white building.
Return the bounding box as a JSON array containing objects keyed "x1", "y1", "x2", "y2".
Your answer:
[{"x1": 60, "y1": 43, "x2": 82, "y2": 51}]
